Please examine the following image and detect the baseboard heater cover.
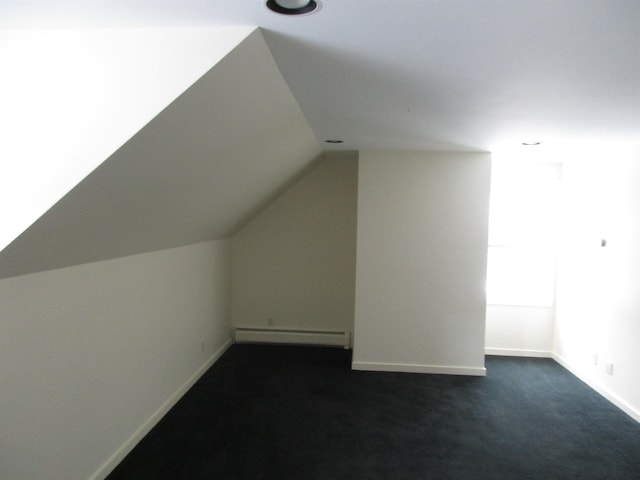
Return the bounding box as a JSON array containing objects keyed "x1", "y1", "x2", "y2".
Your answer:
[{"x1": 234, "y1": 327, "x2": 350, "y2": 348}]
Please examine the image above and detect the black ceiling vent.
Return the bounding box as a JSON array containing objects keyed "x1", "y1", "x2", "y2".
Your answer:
[{"x1": 266, "y1": 0, "x2": 319, "y2": 15}]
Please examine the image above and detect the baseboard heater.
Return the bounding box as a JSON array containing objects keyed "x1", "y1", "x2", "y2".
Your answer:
[{"x1": 234, "y1": 327, "x2": 350, "y2": 349}]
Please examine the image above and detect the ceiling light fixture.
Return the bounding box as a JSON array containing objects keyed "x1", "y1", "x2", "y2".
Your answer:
[
  {"x1": 266, "y1": 0, "x2": 320, "y2": 15},
  {"x1": 522, "y1": 141, "x2": 541, "y2": 146}
]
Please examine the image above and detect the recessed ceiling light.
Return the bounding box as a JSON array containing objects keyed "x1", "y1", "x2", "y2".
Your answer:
[
  {"x1": 266, "y1": 0, "x2": 320, "y2": 15},
  {"x1": 325, "y1": 139, "x2": 344, "y2": 144},
  {"x1": 522, "y1": 141, "x2": 541, "y2": 146}
]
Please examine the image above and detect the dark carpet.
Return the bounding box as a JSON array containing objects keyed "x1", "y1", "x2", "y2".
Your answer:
[{"x1": 107, "y1": 344, "x2": 640, "y2": 480}]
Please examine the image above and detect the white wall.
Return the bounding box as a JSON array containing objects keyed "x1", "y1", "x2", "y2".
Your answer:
[
  {"x1": 232, "y1": 152, "x2": 358, "y2": 337},
  {"x1": 554, "y1": 146, "x2": 640, "y2": 422},
  {"x1": 485, "y1": 305, "x2": 554, "y2": 357},
  {"x1": 0, "y1": 240, "x2": 232, "y2": 480},
  {"x1": 353, "y1": 151, "x2": 491, "y2": 375}
]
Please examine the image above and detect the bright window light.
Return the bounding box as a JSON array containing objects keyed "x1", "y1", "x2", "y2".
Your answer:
[{"x1": 486, "y1": 162, "x2": 561, "y2": 306}]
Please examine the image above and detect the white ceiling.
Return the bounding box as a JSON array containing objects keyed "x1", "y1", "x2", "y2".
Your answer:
[{"x1": 3, "y1": 0, "x2": 639, "y2": 152}]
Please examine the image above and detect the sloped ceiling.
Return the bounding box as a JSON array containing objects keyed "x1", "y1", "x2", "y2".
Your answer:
[
  {"x1": 1, "y1": 1, "x2": 638, "y2": 277},
  {"x1": 0, "y1": 28, "x2": 322, "y2": 278},
  {"x1": 0, "y1": 26, "x2": 255, "y2": 254}
]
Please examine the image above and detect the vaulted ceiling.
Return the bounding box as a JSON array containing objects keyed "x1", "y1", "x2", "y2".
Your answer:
[
  {"x1": 0, "y1": 28, "x2": 321, "y2": 278},
  {"x1": 1, "y1": 0, "x2": 638, "y2": 278}
]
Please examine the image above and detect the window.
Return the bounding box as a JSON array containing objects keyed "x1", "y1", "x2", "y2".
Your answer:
[{"x1": 486, "y1": 162, "x2": 561, "y2": 306}]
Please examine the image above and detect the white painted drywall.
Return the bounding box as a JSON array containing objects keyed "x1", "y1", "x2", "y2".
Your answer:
[
  {"x1": 0, "y1": 26, "x2": 254, "y2": 254},
  {"x1": 352, "y1": 151, "x2": 491, "y2": 375},
  {"x1": 0, "y1": 240, "x2": 232, "y2": 480},
  {"x1": 231, "y1": 152, "x2": 358, "y2": 337},
  {"x1": 0, "y1": 28, "x2": 322, "y2": 279},
  {"x1": 485, "y1": 305, "x2": 554, "y2": 357},
  {"x1": 554, "y1": 146, "x2": 640, "y2": 421}
]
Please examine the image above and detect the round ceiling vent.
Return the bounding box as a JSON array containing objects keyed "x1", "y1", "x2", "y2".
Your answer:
[{"x1": 266, "y1": 0, "x2": 320, "y2": 15}]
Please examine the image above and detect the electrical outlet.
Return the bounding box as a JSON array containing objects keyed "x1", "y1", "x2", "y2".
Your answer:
[
  {"x1": 591, "y1": 353, "x2": 598, "y2": 366},
  {"x1": 605, "y1": 362, "x2": 614, "y2": 376},
  {"x1": 267, "y1": 318, "x2": 273, "y2": 326},
  {"x1": 200, "y1": 340, "x2": 206, "y2": 352}
]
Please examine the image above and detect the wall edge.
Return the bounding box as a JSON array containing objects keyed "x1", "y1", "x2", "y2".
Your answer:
[
  {"x1": 553, "y1": 352, "x2": 640, "y2": 424},
  {"x1": 90, "y1": 338, "x2": 233, "y2": 480}
]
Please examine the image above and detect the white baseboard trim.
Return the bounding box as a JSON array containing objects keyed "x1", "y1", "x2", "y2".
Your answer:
[
  {"x1": 485, "y1": 348, "x2": 553, "y2": 358},
  {"x1": 90, "y1": 338, "x2": 233, "y2": 480},
  {"x1": 352, "y1": 361, "x2": 486, "y2": 376},
  {"x1": 552, "y1": 353, "x2": 640, "y2": 424}
]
